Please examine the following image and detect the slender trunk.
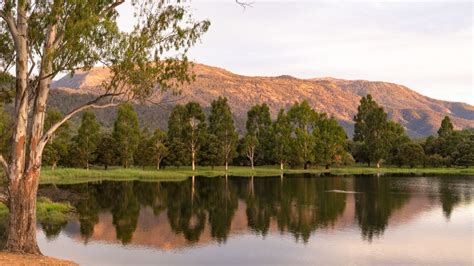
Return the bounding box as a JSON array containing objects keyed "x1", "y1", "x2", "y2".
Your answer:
[
  {"x1": 376, "y1": 162, "x2": 380, "y2": 169},
  {"x1": 5, "y1": 170, "x2": 41, "y2": 254},
  {"x1": 52, "y1": 161, "x2": 57, "y2": 171},
  {"x1": 225, "y1": 161, "x2": 228, "y2": 171},
  {"x1": 280, "y1": 161, "x2": 284, "y2": 171},
  {"x1": 156, "y1": 158, "x2": 161, "y2": 170},
  {"x1": 192, "y1": 150, "x2": 195, "y2": 171},
  {"x1": 250, "y1": 158, "x2": 254, "y2": 170}
]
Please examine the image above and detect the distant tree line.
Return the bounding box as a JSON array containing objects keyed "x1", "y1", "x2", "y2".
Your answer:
[{"x1": 0, "y1": 95, "x2": 472, "y2": 170}]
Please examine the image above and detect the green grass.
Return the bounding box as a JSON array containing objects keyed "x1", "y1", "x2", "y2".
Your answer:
[
  {"x1": 0, "y1": 197, "x2": 75, "y2": 224},
  {"x1": 38, "y1": 165, "x2": 474, "y2": 184}
]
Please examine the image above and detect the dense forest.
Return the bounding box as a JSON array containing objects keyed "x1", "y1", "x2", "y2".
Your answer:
[{"x1": 1, "y1": 94, "x2": 473, "y2": 170}]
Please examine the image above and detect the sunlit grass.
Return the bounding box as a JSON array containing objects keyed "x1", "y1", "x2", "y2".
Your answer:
[
  {"x1": 38, "y1": 165, "x2": 474, "y2": 184},
  {"x1": 0, "y1": 197, "x2": 75, "y2": 224}
]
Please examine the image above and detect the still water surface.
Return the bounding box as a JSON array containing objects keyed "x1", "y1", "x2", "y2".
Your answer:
[{"x1": 34, "y1": 175, "x2": 473, "y2": 265}]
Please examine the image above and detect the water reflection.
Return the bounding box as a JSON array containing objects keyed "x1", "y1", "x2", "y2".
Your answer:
[{"x1": 18, "y1": 175, "x2": 469, "y2": 250}]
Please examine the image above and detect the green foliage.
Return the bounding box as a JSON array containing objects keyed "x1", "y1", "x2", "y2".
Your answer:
[
  {"x1": 96, "y1": 133, "x2": 118, "y2": 170},
  {"x1": 200, "y1": 134, "x2": 222, "y2": 169},
  {"x1": 71, "y1": 111, "x2": 101, "y2": 169},
  {"x1": 398, "y1": 142, "x2": 425, "y2": 168},
  {"x1": 245, "y1": 103, "x2": 273, "y2": 164},
  {"x1": 113, "y1": 104, "x2": 140, "y2": 168},
  {"x1": 288, "y1": 100, "x2": 318, "y2": 168},
  {"x1": 313, "y1": 114, "x2": 348, "y2": 168},
  {"x1": 0, "y1": 104, "x2": 12, "y2": 156},
  {"x1": 438, "y1": 116, "x2": 454, "y2": 138},
  {"x1": 208, "y1": 97, "x2": 238, "y2": 168},
  {"x1": 134, "y1": 128, "x2": 152, "y2": 169},
  {"x1": 272, "y1": 109, "x2": 292, "y2": 168},
  {"x1": 353, "y1": 94, "x2": 402, "y2": 166},
  {"x1": 42, "y1": 109, "x2": 71, "y2": 169},
  {"x1": 453, "y1": 135, "x2": 474, "y2": 167},
  {"x1": 148, "y1": 129, "x2": 168, "y2": 170}
]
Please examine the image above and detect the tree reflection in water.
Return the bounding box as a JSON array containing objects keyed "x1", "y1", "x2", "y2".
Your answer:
[{"x1": 0, "y1": 175, "x2": 471, "y2": 248}]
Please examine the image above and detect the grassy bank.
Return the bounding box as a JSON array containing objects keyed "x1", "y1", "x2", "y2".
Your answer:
[
  {"x1": 38, "y1": 165, "x2": 474, "y2": 184},
  {"x1": 0, "y1": 197, "x2": 75, "y2": 223}
]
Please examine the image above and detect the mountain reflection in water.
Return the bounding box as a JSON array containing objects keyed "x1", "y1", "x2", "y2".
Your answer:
[{"x1": 5, "y1": 174, "x2": 472, "y2": 265}]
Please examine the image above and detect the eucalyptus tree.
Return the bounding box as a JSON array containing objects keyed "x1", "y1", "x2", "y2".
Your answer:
[
  {"x1": 113, "y1": 103, "x2": 140, "y2": 168},
  {"x1": 167, "y1": 104, "x2": 188, "y2": 168},
  {"x1": 272, "y1": 109, "x2": 292, "y2": 170},
  {"x1": 313, "y1": 115, "x2": 347, "y2": 169},
  {"x1": 0, "y1": 0, "x2": 209, "y2": 253},
  {"x1": 72, "y1": 111, "x2": 101, "y2": 169},
  {"x1": 149, "y1": 128, "x2": 168, "y2": 170},
  {"x1": 184, "y1": 102, "x2": 206, "y2": 171},
  {"x1": 245, "y1": 103, "x2": 272, "y2": 165},
  {"x1": 288, "y1": 101, "x2": 318, "y2": 169},
  {"x1": 353, "y1": 95, "x2": 389, "y2": 168},
  {"x1": 208, "y1": 97, "x2": 238, "y2": 170}
]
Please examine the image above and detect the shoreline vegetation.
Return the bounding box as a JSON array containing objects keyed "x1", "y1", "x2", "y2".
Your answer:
[{"x1": 37, "y1": 165, "x2": 474, "y2": 184}]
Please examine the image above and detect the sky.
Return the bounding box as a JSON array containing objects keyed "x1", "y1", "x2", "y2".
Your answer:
[{"x1": 118, "y1": 1, "x2": 473, "y2": 104}]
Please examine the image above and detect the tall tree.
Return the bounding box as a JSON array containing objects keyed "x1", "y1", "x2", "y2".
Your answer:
[
  {"x1": 288, "y1": 101, "x2": 318, "y2": 169},
  {"x1": 246, "y1": 104, "x2": 272, "y2": 165},
  {"x1": 438, "y1": 116, "x2": 454, "y2": 138},
  {"x1": 0, "y1": 0, "x2": 209, "y2": 253},
  {"x1": 313, "y1": 115, "x2": 347, "y2": 169},
  {"x1": 353, "y1": 95, "x2": 389, "y2": 168},
  {"x1": 96, "y1": 133, "x2": 118, "y2": 170},
  {"x1": 242, "y1": 134, "x2": 258, "y2": 169},
  {"x1": 113, "y1": 104, "x2": 140, "y2": 168},
  {"x1": 208, "y1": 97, "x2": 238, "y2": 170},
  {"x1": 42, "y1": 109, "x2": 70, "y2": 170},
  {"x1": 72, "y1": 111, "x2": 101, "y2": 169},
  {"x1": 167, "y1": 104, "x2": 188, "y2": 168},
  {"x1": 272, "y1": 109, "x2": 292, "y2": 170}
]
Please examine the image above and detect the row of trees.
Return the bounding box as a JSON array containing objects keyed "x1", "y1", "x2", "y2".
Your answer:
[
  {"x1": 34, "y1": 97, "x2": 352, "y2": 170},
  {"x1": 1, "y1": 95, "x2": 472, "y2": 171},
  {"x1": 350, "y1": 95, "x2": 474, "y2": 168}
]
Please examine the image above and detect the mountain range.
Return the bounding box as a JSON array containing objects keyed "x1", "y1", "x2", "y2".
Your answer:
[{"x1": 50, "y1": 63, "x2": 474, "y2": 137}]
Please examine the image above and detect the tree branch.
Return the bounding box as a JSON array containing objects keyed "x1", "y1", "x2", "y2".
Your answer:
[
  {"x1": 236, "y1": 0, "x2": 254, "y2": 9},
  {"x1": 103, "y1": 0, "x2": 125, "y2": 14},
  {"x1": 0, "y1": 154, "x2": 9, "y2": 178},
  {"x1": 0, "y1": 10, "x2": 18, "y2": 43},
  {"x1": 38, "y1": 93, "x2": 122, "y2": 151}
]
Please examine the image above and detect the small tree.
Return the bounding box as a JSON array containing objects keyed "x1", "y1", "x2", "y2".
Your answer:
[
  {"x1": 96, "y1": 133, "x2": 118, "y2": 170},
  {"x1": 399, "y1": 143, "x2": 425, "y2": 168},
  {"x1": 113, "y1": 104, "x2": 140, "y2": 168},
  {"x1": 242, "y1": 134, "x2": 258, "y2": 169},
  {"x1": 73, "y1": 111, "x2": 101, "y2": 169},
  {"x1": 149, "y1": 129, "x2": 168, "y2": 170},
  {"x1": 438, "y1": 116, "x2": 454, "y2": 138}
]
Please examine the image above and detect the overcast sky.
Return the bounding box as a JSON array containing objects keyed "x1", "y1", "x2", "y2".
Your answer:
[{"x1": 119, "y1": 1, "x2": 473, "y2": 104}]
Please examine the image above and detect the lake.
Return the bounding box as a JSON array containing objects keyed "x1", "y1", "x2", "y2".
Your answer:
[{"x1": 27, "y1": 175, "x2": 474, "y2": 265}]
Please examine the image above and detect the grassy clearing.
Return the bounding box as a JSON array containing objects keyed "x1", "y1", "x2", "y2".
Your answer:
[{"x1": 38, "y1": 165, "x2": 474, "y2": 184}]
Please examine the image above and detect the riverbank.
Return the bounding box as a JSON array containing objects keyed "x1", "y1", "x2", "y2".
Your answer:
[
  {"x1": 0, "y1": 252, "x2": 78, "y2": 265},
  {"x1": 38, "y1": 165, "x2": 474, "y2": 184}
]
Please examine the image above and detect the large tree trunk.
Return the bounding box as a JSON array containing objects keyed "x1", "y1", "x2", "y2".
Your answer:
[{"x1": 5, "y1": 170, "x2": 41, "y2": 255}]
